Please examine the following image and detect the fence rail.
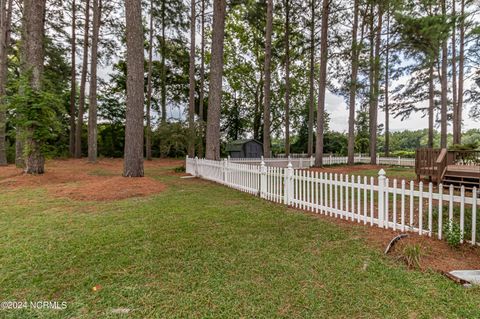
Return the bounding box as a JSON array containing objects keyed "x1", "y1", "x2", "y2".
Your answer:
[
  {"x1": 186, "y1": 157, "x2": 479, "y2": 246},
  {"x1": 228, "y1": 155, "x2": 415, "y2": 168}
]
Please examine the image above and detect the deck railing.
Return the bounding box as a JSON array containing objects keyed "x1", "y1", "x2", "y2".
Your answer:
[
  {"x1": 416, "y1": 148, "x2": 480, "y2": 181},
  {"x1": 187, "y1": 157, "x2": 479, "y2": 246}
]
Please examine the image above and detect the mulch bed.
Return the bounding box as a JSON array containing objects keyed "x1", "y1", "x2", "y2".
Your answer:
[{"x1": 0, "y1": 158, "x2": 180, "y2": 201}]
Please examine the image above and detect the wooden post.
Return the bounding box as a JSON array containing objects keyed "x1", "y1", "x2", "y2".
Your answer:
[{"x1": 260, "y1": 160, "x2": 267, "y2": 198}]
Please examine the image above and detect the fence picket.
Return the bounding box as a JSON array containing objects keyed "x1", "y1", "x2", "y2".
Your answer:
[
  {"x1": 438, "y1": 184, "x2": 443, "y2": 240},
  {"x1": 472, "y1": 188, "x2": 477, "y2": 245},
  {"x1": 187, "y1": 158, "x2": 479, "y2": 247}
]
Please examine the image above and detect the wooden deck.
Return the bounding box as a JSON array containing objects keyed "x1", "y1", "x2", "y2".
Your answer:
[{"x1": 416, "y1": 149, "x2": 480, "y2": 189}]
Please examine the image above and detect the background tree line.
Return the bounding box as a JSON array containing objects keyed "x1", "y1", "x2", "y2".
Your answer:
[{"x1": 0, "y1": 0, "x2": 479, "y2": 174}]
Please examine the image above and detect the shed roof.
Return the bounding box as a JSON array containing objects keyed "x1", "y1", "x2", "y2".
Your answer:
[{"x1": 225, "y1": 139, "x2": 262, "y2": 152}]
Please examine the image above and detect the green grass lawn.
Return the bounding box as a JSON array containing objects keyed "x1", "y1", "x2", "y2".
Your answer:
[
  {"x1": 0, "y1": 164, "x2": 479, "y2": 318},
  {"x1": 354, "y1": 166, "x2": 418, "y2": 181}
]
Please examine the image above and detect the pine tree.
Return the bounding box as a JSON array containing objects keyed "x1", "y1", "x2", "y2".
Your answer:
[
  {"x1": 347, "y1": 0, "x2": 359, "y2": 165},
  {"x1": 188, "y1": 0, "x2": 196, "y2": 157},
  {"x1": 0, "y1": 0, "x2": 13, "y2": 165},
  {"x1": 123, "y1": 0, "x2": 144, "y2": 176},
  {"x1": 75, "y1": 0, "x2": 90, "y2": 158},
  {"x1": 145, "y1": 0, "x2": 154, "y2": 161},
  {"x1": 88, "y1": 0, "x2": 101, "y2": 163},
  {"x1": 22, "y1": 0, "x2": 47, "y2": 174},
  {"x1": 69, "y1": 0, "x2": 76, "y2": 157},
  {"x1": 263, "y1": 0, "x2": 273, "y2": 158},
  {"x1": 315, "y1": 0, "x2": 329, "y2": 167},
  {"x1": 205, "y1": 0, "x2": 227, "y2": 160}
]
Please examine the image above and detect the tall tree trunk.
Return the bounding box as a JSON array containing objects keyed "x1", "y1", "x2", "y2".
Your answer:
[
  {"x1": 15, "y1": 0, "x2": 25, "y2": 168},
  {"x1": 0, "y1": 0, "x2": 13, "y2": 166},
  {"x1": 428, "y1": 63, "x2": 434, "y2": 148},
  {"x1": 188, "y1": 0, "x2": 196, "y2": 157},
  {"x1": 370, "y1": 3, "x2": 382, "y2": 164},
  {"x1": 198, "y1": 0, "x2": 206, "y2": 158},
  {"x1": 69, "y1": 0, "x2": 77, "y2": 157},
  {"x1": 124, "y1": 0, "x2": 145, "y2": 177},
  {"x1": 160, "y1": 0, "x2": 167, "y2": 124},
  {"x1": 451, "y1": 0, "x2": 459, "y2": 144},
  {"x1": 315, "y1": 0, "x2": 329, "y2": 167},
  {"x1": 75, "y1": 0, "x2": 90, "y2": 158},
  {"x1": 284, "y1": 0, "x2": 290, "y2": 156},
  {"x1": 307, "y1": 0, "x2": 315, "y2": 157},
  {"x1": 367, "y1": 4, "x2": 374, "y2": 163},
  {"x1": 457, "y1": 0, "x2": 465, "y2": 145},
  {"x1": 254, "y1": 72, "x2": 263, "y2": 140},
  {"x1": 440, "y1": 0, "x2": 448, "y2": 148},
  {"x1": 88, "y1": 0, "x2": 101, "y2": 163},
  {"x1": 22, "y1": 0, "x2": 47, "y2": 174},
  {"x1": 145, "y1": 0, "x2": 153, "y2": 160},
  {"x1": 263, "y1": 0, "x2": 273, "y2": 158},
  {"x1": 347, "y1": 0, "x2": 359, "y2": 165},
  {"x1": 384, "y1": 6, "x2": 390, "y2": 157},
  {"x1": 205, "y1": 0, "x2": 226, "y2": 160}
]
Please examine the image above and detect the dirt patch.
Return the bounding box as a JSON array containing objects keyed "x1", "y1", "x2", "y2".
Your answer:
[
  {"x1": 50, "y1": 176, "x2": 166, "y2": 201},
  {"x1": 362, "y1": 227, "x2": 480, "y2": 273},
  {"x1": 0, "y1": 158, "x2": 177, "y2": 201}
]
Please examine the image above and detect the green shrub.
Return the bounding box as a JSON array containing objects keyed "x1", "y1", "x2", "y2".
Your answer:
[
  {"x1": 444, "y1": 220, "x2": 463, "y2": 248},
  {"x1": 174, "y1": 166, "x2": 186, "y2": 173}
]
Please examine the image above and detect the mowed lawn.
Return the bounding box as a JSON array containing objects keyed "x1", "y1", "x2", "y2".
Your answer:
[{"x1": 0, "y1": 162, "x2": 479, "y2": 318}]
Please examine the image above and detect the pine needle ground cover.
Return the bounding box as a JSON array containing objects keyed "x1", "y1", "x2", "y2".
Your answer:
[{"x1": 0, "y1": 160, "x2": 479, "y2": 318}]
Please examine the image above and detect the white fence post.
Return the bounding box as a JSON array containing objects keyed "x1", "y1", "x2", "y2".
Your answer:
[
  {"x1": 378, "y1": 169, "x2": 386, "y2": 228},
  {"x1": 194, "y1": 156, "x2": 199, "y2": 177},
  {"x1": 260, "y1": 161, "x2": 267, "y2": 198},
  {"x1": 377, "y1": 154, "x2": 380, "y2": 165},
  {"x1": 398, "y1": 156, "x2": 401, "y2": 166},
  {"x1": 310, "y1": 156, "x2": 314, "y2": 167},
  {"x1": 223, "y1": 158, "x2": 228, "y2": 185},
  {"x1": 284, "y1": 162, "x2": 294, "y2": 205}
]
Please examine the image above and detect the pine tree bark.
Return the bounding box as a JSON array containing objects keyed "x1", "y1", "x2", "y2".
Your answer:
[
  {"x1": 370, "y1": 3, "x2": 382, "y2": 164},
  {"x1": 451, "y1": 0, "x2": 459, "y2": 144},
  {"x1": 307, "y1": 0, "x2": 315, "y2": 157},
  {"x1": 428, "y1": 63, "x2": 434, "y2": 148},
  {"x1": 457, "y1": 0, "x2": 465, "y2": 145},
  {"x1": 347, "y1": 0, "x2": 359, "y2": 165},
  {"x1": 145, "y1": 0, "x2": 153, "y2": 160},
  {"x1": 160, "y1": 0, "x2": 167, "y2": 124},
  {"x1": 75, "y1": 0, "x2": 90, "y2": 158},
  {"x1": 188, "y1": 0, "x2": 196, "y2": 157},
  {"x1": 205, "y1": 0, "x2": 226, "y2": 160},
  {"x1": 88, "y1": 0, "x2": 101, "y2": 163},
  {"x1": 314, "y1": 0, "x2": 329, "y2": 167},
  {"x1": 263, "y1": 0, "x2": 273, "y2": 158},
  {"x1": 384, "y1": 6, "x2": 390, "y2": 157},
  {"x1": 124, "y1": 0, "x2": 145, "y2": 177},
  {"x1": 69, "y1": 0, "x2": 77, "y2": 157},
  {"x1": 198, "y1": 0, "x2": 206, "y2": 158},
  {"x1": 0, "y1": 0, "x2": 13, "y2": 166},
  {"x1": 284, "y1": 0, "x2": 291, "y2": 157},
  {"x1": 23, "y1": 0, "x2": 47, "y2": 174},
  {"x1": 440, "y1": 0, "x2": 448, "y2": 148}
]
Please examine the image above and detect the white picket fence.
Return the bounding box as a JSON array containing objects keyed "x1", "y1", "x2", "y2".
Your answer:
[
  {"x1": 228, "y1": 155, "x2": 415, "y2": 168},
  {"x1": 186, "y1": 157, "x2": 479, "y2": 246}
]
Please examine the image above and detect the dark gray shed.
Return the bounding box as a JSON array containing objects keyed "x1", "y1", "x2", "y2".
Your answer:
[{"x1": 226, "y1": 139, "x2": 263, "y2": 158}]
